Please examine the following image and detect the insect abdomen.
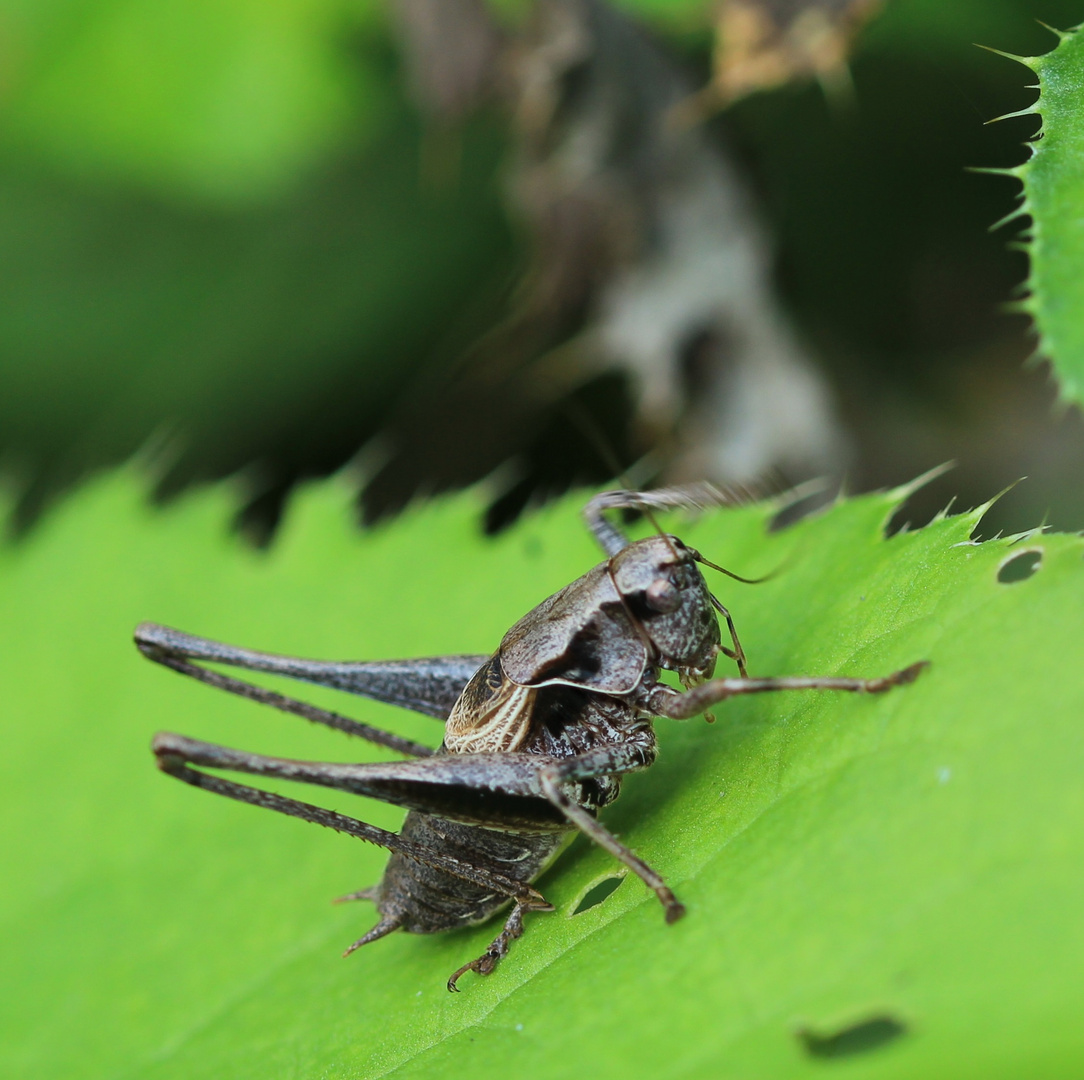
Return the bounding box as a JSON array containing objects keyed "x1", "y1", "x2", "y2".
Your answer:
[{"x1": 375, "y1": 812, "x2": 569, "y2": 933}]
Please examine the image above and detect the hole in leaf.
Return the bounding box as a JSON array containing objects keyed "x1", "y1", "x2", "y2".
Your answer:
[
  {"x1": 797, "y1": 1015, "x2": 908, "y2": 1059},
  {"x1": 997, "y1": 548, "x2": 1042, "y2": 584},
  {"x1": 571, "y1": 874, "x2": 624, "y2": 915}
]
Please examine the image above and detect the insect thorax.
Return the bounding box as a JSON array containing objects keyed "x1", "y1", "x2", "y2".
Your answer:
[{"x1": 445, "y1": 657, "x2": 655, "y2": 822}]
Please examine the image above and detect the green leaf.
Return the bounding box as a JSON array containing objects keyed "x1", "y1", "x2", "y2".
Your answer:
[
  {"x1": 0, "y1": 106, "x2": 513, "y2": 527},
  {"x1": 1005, "y1": 25, "x2": 1084, "y2": 402},
  {"x1": 1, "y1": 0, "x2": 389, "y2": 203},
  {"x1": 3, "y1": 472, "x2": 1083, "y2": 1078},
  {"x1": 0, "y1": 4, "x2": 517, "y2": 527}
]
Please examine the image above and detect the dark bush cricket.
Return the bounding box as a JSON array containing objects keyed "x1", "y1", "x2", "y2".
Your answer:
[{"x1": 139, "y1": 487, "x2": 926, "y2": 990}]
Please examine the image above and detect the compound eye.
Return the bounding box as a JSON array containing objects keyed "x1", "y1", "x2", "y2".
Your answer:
[{"x1": 645, "y1": 577, "x2": 681, "y2": 613}]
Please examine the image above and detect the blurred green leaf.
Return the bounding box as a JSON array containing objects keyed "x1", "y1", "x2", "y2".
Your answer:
[
  {"x1": 3, "y1": 471, "x2": 1082, "y2": 1078},
  {"x1": 2, "y1": 0, "x2": 1082, "y2": 536},
  {"x1": 607, "y1": 0, "x2": 710, "y2": 23},
  {"x1": 0, "y1": 2, "x2": 517, "y2": 532},
  {"x1": 0, "y1": 0, "x2": 389, "y2": 203},
  {"x1": 0, "y1": 104, "x2": 513, "y2": 528},
  {"x1": 1013, "y1": 25, "x2": 1084, "y2": 403}
]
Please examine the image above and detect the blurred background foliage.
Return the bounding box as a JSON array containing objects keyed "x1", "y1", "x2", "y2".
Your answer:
[{"x1": 0, "y1": 0, "x2": 1081, "y2": 541}]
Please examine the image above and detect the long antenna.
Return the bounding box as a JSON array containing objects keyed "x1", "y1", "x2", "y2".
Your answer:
[
  {"x1": 694, "y1": 554, "x2": 777, "y2": 585},
  {"x1": 562, "y1": 400, "x2": 779, "y2": 579},
  {"x1": 561, "y1": 399, "x2": 681, "y2": 558}
]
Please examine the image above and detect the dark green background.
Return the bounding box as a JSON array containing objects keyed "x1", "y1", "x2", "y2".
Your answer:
[{"x1": 2, "y1": 0, "x2": 1083, "y2": 538}]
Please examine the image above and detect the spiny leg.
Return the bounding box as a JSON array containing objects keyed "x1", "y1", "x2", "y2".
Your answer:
[
  {"x1": 153, "y1": 735, "x2": 547, "y2": 905},
  {"x1": 152, "y1": 732, "x2": 570, "y2": 829},
  {"x1": 447, "y1": 899, "x2": 550, "y2": 992},
  {"x1": 538, "y1": 740, "x2": 686, "y2": 923},
  {"x1": 583, "y1": 484, "x2": 756, "y2": 557},
  {"x1": 542, "y1": 781, "x2": 684, "y2": 924},
  {"x1": 135, "y1": 622, "x2": 485, "y2": 722},
  {"x1": 648, "y1": 661, "x2": 929, "y2": 720},
  {"x1": 142, "y1": 649, "x2": 434, "y2": 757}
]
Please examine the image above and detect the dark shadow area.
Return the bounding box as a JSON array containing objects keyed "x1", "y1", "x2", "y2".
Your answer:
[
  {"x1": 797, "y1": 1014, "x2": 908, "y2": 1059},
  {"x1": 571, "y1": 874, "x2": 624, "y2": 915},
  {"x1": 998, "y1": 548, "x2": 1043, "y2": 582}
]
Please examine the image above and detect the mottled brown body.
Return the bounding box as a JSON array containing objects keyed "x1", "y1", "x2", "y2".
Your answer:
[
  {"x1": 139, "y1": 486, "x2": 926, "y2": 989},
  {"x1": 381, "y1": 677, "x2": 653, "y2": 937}
]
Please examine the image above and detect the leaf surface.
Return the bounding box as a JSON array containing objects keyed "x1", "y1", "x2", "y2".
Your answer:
[
  {"x1": 2, "y1": 473, "x2": 1082, "y2": 1078},
  {"x1": 1008, "y1": 24, "x2": 1084, "y2": 401}
]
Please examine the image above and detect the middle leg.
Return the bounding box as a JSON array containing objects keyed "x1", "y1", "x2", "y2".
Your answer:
[{"x1": 537, "y1": 738, "x2": 686, "y2": 923}]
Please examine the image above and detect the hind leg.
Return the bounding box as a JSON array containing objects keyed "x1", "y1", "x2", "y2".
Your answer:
[{"x1": 446, "y1": 899, "x2": 552, "y2": 992}]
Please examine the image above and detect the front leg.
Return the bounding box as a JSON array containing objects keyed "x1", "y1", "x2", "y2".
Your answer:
[
  {"x1": 646, "y1": 661, "x2": 929, "y2": 719},
  {"x1": 537, "y1": 735, "x2": 686, "y2": 923}
]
